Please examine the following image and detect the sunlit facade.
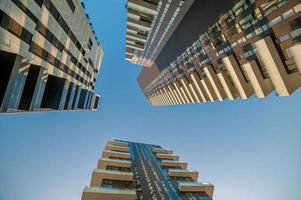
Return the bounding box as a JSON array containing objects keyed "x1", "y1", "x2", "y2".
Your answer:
[
  {"x1": 81, "y1": 139, "x2": 214, "y2": 200},
  {"x1": 125, "y1": 0, "x2": 301, "y2": 106},
  {"x1": 0, "y1": 0, "x2": 103, "y2": 113}
]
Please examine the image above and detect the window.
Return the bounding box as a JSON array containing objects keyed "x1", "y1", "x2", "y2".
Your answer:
[
  {"x1": 66, "y1": 0, "x2": 76, "y2": 13},
  {"x1": 34, "y1": 0, "x2": 43, "y2": 7},
  {"x1": 20, "y1": 29, "x2": 32, "y2": 44},
  {"x1": 88, "y1": 38, "x2": 93, "y2": 49}
]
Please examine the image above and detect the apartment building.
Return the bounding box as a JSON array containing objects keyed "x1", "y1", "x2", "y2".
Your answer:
[
  {"x1": 125, "y1": 0, "x2": 301, "y2": 106},
  {"x1": 82, "y1": 139, "x2": 214, "y2": 200},
  {"x1": 0, "y1": 0, "x2": 103, "y2": 113}
]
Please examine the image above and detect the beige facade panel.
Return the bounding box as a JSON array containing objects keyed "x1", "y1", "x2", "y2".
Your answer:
[
  {"x1": 105, "y1": 145, "x2": 129, "y2": 153},
  {"x1": 168, "y1": 84, "x2": 182, "y2": 104},
  {"x1": 179, "y1": 85, "x2": 190, "y2": 103},
  {"x1": 156, "y1": 153, "x2": 180, "y2": 161},
  {"x1": 90, "y1": 169, "x2": 133, "y2": 186},
  {"x1": 200, "y1": 78, "x2": 215, "y2": 102},
  {"x1": 163, "y1": 87, "x2": 176, "y2": 104},
  {"x1": 168, "y1": 169, "x2": 199, "y2": 182},
  {"x1": 188, "y1": 82, "x2": 201, "y2": 103},
  {"x1": 82, "y1": 187, "x2": 136, "y2": 200},
  {"x1": 178, "y1": 182, "x2": 214, "y2": 197},
  {"x1": 180, "y1": 78, "x2": 195, "y2": 103},
  {"x1": 241, "y1": 61, "x2": 274, "y2": 98},
  {"x1": 161, "y1": 160, "x2": 188, "y2": 170},
  {"x1": 97, "y1": 158, "x2": 132, "y2": 169},
  {"x1": 222, "y1": 55, "x2": 253, "y2": 99},
  {"x1": 102, "y1": 150, "x2": 130, "y2": 159},
  {"x1": 190, "y1": 73, "x2": 207, "y2": 102},
  {"x1": 203, "y1": 67, "x2": 227, "y2": 101},
  {"x1": 152, "y1": 148, "x2": 173, "y2": 154},
  {"x1": 128, "y1": 0, "x2": 158, "y2": 15},
  {"x1": 160, "y1": 89, "x2": 170, "y2": 105},
  {"x1": 107, "y1": 140, "x2": 129, "y2": 147},
  {"x1": 217, "y1": 71, "x2": 238, "y2": 100},
  {"x1": 173, "y1": 82, "x2": 186, "y2": 104}
]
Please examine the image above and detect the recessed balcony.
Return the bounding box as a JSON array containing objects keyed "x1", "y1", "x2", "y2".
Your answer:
[
  {"x1": 152, "y1": 147, "x2": 173, "y2": 154},
  {"x1": 177, "y1": 182, "x2": 214, "y2": 197},
  {"x1": 102, "y1": 150, "x2": 130, "y2": 160},
  {"x1": 105, "y1": 144, "x2": 129, "y2": 153},
  {"x1": 82, "y1": 186, "x2": 136, "y2": 200},
  {"x1": 161, "y1": 160, "x2": 187, "y2": 170},
  {"x1": 90, "y1": 169, "x2": 133, "y2": 186},
  {"x1": 156, "y1": 153, "x2": 179, "y2": 161},
  {"x1": 97, "y1": 158, "x2": 132, "y2": 169}
]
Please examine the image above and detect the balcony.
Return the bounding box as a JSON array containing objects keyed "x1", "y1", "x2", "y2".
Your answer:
[
  {"x1": 102, "y1": 150, "x2": 130, "y2": 160},
  {"x1": 128, "y1": 0, "x2": 158, "y2": 16},
  {"x1": 90, "y1": 169, "x2": 133, "y2": 186},
  {"x1": 126, "y1": 43, "x2": 144, "y2": 51},
  {"x1": 82, "y1": 186, "x2": 136, "y2": 200},
  {"x1": 161, "y1": 160, "x2": 187, "y2": 170},
  {"x1": 97, "y1": 158, "x2": 132, "y2": 169},
  {"x1": 156, "y1": 153, "x2": 179, "y2": 161},
  {"x1": 126, "y1": 47, "x2": 135, "y2": 55},
  {"x1": 127, "y1": 32, "x2": 147, "y2": 42},
  {"x1": 127, "y1": 18, "x2": 151, "y2": 31},
  {"x1": 152, "y1": 147, "x2": 173, "y2": 154},
  {"x1": 105, "y1": 144, "x2": 129, "y2": 153},
  {"x1": 107, "y1": 140, "x2": 129, "y2": 147},
  {"x1": 168, "y1": 169, "x2": 198, "y2": 181},
  {"x1": 177, "y1": 182, "x2": 214, "y2": 197}
]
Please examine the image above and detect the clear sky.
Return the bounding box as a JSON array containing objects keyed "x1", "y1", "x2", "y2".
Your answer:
[{"x1": 0, "y1": 1, "x2": 301, "y2": 200}]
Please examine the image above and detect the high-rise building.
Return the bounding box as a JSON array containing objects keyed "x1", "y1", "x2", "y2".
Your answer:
[
  {"x1": 125, "y1": 0, "x2": 301, "y2": 106},
  {"x1": 0, "y1": 0, "x2": 103, "y2": 113},
  {"x1": 82, "y1": 139, "x2": 214, "y2": 200}
]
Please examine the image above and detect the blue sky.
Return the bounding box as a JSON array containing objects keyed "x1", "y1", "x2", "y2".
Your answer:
[{"x1": 0, "y1": 1, "x2": 301, "y2": 200}]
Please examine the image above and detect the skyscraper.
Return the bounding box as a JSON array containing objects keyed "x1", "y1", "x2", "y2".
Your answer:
[
  {"x1": 125, "y1": 0, "x2": 301, "y2": 106},
  {"x1": 82, "y1": 139, "x2": 214, "y2": 200},
  {"x1": 0, "y1": 0, "x2": 103, "y2": 113}
]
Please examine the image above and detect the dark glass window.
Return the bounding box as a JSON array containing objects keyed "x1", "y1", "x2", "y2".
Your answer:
[
  {"x1": 34, "y1": 0, "x2": 43, "y2": 7},
  {"x1": 20, "y1": 29, "x2": 32, "y2": 44},
  {"x1": 66, "y1": 0, "x2": 76, "y2": 12},
  {"x1": 88, "y1": 38, "x2": 93, "y2": 49}
]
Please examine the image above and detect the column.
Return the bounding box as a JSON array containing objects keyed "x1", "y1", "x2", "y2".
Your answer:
[{"x1": 1, "y1": 55, "x2": 30, "y2": 112}]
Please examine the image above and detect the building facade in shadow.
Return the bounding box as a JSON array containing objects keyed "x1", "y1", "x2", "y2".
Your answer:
[{"x1": 0, "y1": 0, "x2": 103, "y2": 113}]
